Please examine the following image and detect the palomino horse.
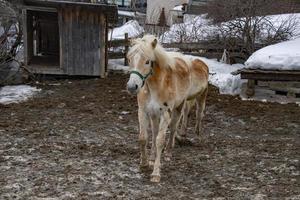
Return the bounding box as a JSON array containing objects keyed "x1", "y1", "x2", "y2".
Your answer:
[{"x1": 126, "y1": 35, "x2": 209, "y2": 182}]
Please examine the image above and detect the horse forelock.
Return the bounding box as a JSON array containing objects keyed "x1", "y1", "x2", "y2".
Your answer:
[{"x1": 128, "y1": 35, "x2": 192, "y2": 70}]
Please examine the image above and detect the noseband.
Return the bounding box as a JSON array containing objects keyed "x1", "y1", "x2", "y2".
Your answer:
[{"x1": 130, "y1": 61, "x2": 154, "y2": 87}]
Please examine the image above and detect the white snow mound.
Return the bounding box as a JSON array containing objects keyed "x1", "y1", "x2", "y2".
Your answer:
[
  {"x1": 109, "y1": 20, "x2": 144, "y2": 40},
  {"x1": 0, "y1": 85, "x2": 41, "y2": 105},
  {"x1": 187, "y1": 56, "x2": 245, "y2": 95},
  {"x1": 245, "y1": 38, "x2": 300, "y2": 70}
]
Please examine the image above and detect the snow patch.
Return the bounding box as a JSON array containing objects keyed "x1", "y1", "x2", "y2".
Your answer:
[
  {"x1": 109, "y1": 20, "x2": 144, "y2": 40},
  {"x1": 188, "y1": 56, "x2": 245, "y2": 95},
  {"x1": 245, "y1": 37, "x2": 300, "y2": 70},
  {"x1": 0, "y1": 85, "x2": 41, "y2": 105},
  {"x1": 108, "y1": 59, "x2": 130, "y2": 73}
]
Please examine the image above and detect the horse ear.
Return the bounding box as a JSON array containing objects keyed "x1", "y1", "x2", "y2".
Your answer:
[{"x1": 151, "y1": 38, "x2": 157, "y2": 49}]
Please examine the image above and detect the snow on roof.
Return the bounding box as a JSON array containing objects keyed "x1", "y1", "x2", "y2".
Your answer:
[
  {"x1": 0, "y1": 85, "x2": 41, "y2": 105},
  {"x1": 109, "y1": 20, "x2": 144, "y2": 40},
  {"x1": 245, "y1": 37, "x2": 300, "y2": 70}
]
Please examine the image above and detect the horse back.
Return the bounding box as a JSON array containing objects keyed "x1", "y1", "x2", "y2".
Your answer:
[{"x1": 191, "y1": 59, "x2": 209, "y2": 81}]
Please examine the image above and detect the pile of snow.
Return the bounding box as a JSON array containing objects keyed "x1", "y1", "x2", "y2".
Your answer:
[
  {"x1": 108, "y1": 59, "x2": 129, "y2": 73},
  {"x1": 161, "y1": 14, "x2": 218, "y2": 43},
  {"x1": 118, "y1": 10, "x2": 135, "y2": 18},
  {"x1": 0, "y1": 85, "x2": 41, "y2": 105},
  {"x1": 109, "y1": 20, "x2": 144, "y2": 40},
  {"x1": 245, "y1": 37, "x2": 300, "y2": 70},
  {"x1": 187, "y1": 56, "x2": 245, "y2": 95}
]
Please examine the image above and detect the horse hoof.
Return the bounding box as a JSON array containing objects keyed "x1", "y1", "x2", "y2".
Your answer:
[
  {"x1": 175, "y1": 135, "x2": 186, "y2": 142},
  {"x1": 150, "y1": 175, "x2": 161, "y2": 183},
  {"x1": 148, "y1": 160, "x2": 154, "y2": 167},
  {"x1": 164, "y1": 154, "x2": 172, "y2": 162},
  {"x1": 140, "y1": 160, "x2": 149, "y2": 170}
]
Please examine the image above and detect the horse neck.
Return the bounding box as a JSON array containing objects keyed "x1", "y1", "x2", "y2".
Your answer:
[{"x1": 145, "y1": 62, "x2": 168, "y2": 94}]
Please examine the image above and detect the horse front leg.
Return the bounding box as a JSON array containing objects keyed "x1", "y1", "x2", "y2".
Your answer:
[
  {"x1": 138, "y1": 108, "x2": 149, "y2": 169},
  {"x1": 150, "y1": 111, "x2": 171, "y2": 183},
  {"x1": 149, "y1": 115, "x2": 159, "y2": 167}
]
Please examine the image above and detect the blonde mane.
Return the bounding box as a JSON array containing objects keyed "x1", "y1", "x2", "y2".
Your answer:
[{"x1": 128, "y1": 35, "x2": 191, "y2": 70}]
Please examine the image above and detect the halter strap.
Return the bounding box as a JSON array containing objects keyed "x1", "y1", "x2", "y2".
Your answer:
[{"x1": 130, "y1": 68, "x2": 153, "y2": 87}]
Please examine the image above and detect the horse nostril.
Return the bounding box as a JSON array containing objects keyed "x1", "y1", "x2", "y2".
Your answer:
[{"x1": 135, "y1": 84, "x2": 138, "y2": 89}]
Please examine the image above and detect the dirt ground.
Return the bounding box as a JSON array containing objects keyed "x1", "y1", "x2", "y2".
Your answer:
[{"x1": 0, "y1": 74, "x2": 299, "y2": 200}]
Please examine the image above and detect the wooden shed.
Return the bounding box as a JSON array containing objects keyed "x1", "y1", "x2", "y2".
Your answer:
[{"x1": 23, "y1": 0, "x2": 117, "y2": 77}]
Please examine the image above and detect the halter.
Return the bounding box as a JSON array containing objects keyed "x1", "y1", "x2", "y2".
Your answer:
[
  {"x1": 128, "y1": 47, "x2": 155, "y2": 87},
  {"x1": 130, "y1": 63, "x2": 153, "y2": 87}
]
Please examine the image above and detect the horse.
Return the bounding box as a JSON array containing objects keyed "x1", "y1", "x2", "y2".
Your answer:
[
  {"x1": 176, "y1": 96, "x2": 207, "y2": 142},
  {"x1": 126, "y1": 35, "x2": 209, "y2": 182}
]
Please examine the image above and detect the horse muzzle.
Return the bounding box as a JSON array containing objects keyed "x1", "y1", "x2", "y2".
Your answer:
[{"x1": 127, "y1": 82, "x2": 139, "y2": 95}]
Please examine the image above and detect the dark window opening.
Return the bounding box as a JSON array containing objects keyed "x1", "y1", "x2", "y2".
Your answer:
[{"x1": 27, "y1": 10, "x2": 59, "y2": 68}]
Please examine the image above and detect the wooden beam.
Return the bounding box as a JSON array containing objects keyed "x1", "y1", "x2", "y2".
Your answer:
[
  {"x1": 24, "y1": 6, "x2": 57, "y2": 12},
  {"x1": 99, "y1": 14, "x2": 106, "y2": 78},
  {"x1": 240, "y1": 69, "x2": 300, "y2": 81},
  {"x1": 124, "y1": 33, "x2": 129, "y2": 66}
]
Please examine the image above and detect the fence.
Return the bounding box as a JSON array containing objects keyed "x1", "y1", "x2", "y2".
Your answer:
[
  {"x1": 107, "y1": 34, "x2": 252, "y2": 65},
  {"x1": 107, "y1": 33, "x2": 129, "y2": 65}
]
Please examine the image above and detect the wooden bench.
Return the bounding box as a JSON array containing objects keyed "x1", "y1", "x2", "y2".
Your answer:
[{"x1": 232, "y1": 69, "x2": 300, "y2": 97}]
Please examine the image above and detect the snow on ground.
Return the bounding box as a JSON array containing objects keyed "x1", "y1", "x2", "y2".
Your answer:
[
  {"x1": 187, "y1": 56, "x2": 245, "y2": 95},
  {"x1": 245, "y1": 37, "x2": 300, "y2": 70},
  {"x1": 240, "y1": 86, "x2": 300, "y2": 105},
  {"x1": 0, "y1": 85, "x2": 41, "y2": 105},
  {"x1": 109, "y1": 20, "x2": 144, "y2": 40},
  {"x1": 108, "y1": 59, "x2": 130, "y2": 73}
]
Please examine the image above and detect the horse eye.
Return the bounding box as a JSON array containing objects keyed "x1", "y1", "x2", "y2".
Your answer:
[{"x1": 145, "y1": 60, "x2": 150, "y2": 65}]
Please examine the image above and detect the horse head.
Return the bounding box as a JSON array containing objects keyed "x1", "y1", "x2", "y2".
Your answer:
[{"x1": 126, "y1": 35, "x2": 158, "y2": 94}]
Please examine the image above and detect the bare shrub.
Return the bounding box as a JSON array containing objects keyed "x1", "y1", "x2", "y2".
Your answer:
[{"x1": 206, "y1": 0, "x2": 300, "y2": 59}]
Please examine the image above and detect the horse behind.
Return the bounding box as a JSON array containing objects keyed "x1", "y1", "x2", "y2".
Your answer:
[{"x1": 126, "y1": 35, "x2": 209, "y2": 182}]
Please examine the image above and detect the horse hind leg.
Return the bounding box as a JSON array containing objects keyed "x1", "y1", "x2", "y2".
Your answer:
[
  {"x1": 176, "y1": 100, "x2": 189, "y2": 141},
  {"x1": 194, "y1": 88, "x2": 208, "y2": 141},
  {"x1": 165, "y1": 106, "x2": 182, "y2": 161},
  {"x1": 178, "y1": 99, "x2": 196, "y2": 141}
]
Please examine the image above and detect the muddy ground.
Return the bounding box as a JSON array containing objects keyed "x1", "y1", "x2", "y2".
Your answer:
[{"x1": 0, "y1": 74, "x2": 299, "y2": 199}]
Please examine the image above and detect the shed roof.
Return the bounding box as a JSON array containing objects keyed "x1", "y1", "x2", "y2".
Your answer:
[{"x1": 24, "y1": 0, "x2": 118, "y2": 22}]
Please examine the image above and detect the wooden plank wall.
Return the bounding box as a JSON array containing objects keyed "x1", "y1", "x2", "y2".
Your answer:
[
  {"x1": 58, "y1": 6, "x2": 106, "y2": 76},
  {"x1": 23, "y1": 9, "x2": 34, "y2": 65}
]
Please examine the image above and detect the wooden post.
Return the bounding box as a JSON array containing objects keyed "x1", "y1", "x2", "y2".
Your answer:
[
  {"x1": 22, "y1": 9, "x2": 28, "y2": 66},
  {"x1": 246, "y1": 79, "x2": 255, "y2": 97},
  {"x1": 105, "y1": 16, "x2": 108, "y2": 76},
  {"x1": 124, "y1": 33, "x2": 129, "y2": 66},
  {"x1": 99, "y1": 14, "x2": 106, "y2": 78}
]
